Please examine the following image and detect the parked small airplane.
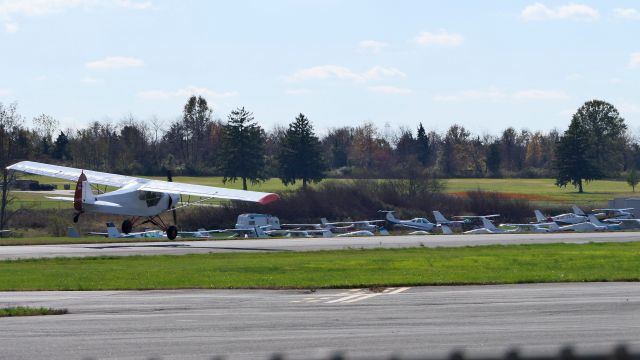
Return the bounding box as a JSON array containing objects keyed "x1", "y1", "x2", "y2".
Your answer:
[
  {"x1": 604, "y1": 218, "x2": 640, "y2": 230},
  {"x1": 549, "y1": 220, "x2": 605, "y2": 232},
  {"x1": 320, "y1": 218, "x2": 387, "y2": 233},
  {"x1": 7, "y1": 161, "x2": 279, "y2": 239},
  {"x1": 464, "y1": 217, "x2": 513, "y2": 234},
  {"x1": 592, "y1": 208, "x2": 634, "y2": 220},
  {"x1": 534, "y1": 207, "x2": 586, "y2": 225},
  {"x1": 499, "y1": 222, "x2": 551, "y2": 233},
  {"x1": 0, "y1": 229, "x2": 11, "y2": 236},
  {"x1": 432, "y1": 211, "x2": 466, "y2": 227},
  {"x1": 587, "y1": 215, "x2": 621, "y2": 231},
  {"x1": 101, "y1": 222, "x2": 166, "y2": 238},
  {"x1": 379, "y1": 210, "x2": 436, "y2": 231}
]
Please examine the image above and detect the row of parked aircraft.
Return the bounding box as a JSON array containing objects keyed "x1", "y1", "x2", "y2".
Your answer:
[{"x1": 7, "y1": 161, "x2": 640, "y2": 239}]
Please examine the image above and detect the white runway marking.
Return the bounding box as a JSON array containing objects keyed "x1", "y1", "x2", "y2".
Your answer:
[{"x1": 293, "y1": 287, "x2": 411, "y2": 305}]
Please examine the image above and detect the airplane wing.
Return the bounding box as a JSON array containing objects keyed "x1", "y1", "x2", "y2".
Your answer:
[
  {"x1": 8, "y1": 161, "x2": 279, "y2": 205},
  {"x1": 454, "y1": 214, "x2": 500, "y2": 219},
  {"x1": 7, "y1": 161, "x2": 139, "y2": 187}
]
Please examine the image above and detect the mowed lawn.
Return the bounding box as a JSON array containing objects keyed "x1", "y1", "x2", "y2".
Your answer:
[
  {"x1": 0, "y1": 242, "x2": 638, "y2": 290},
  {"x1": 8, "y1": 175, "x2": 636, "y2": 209}
]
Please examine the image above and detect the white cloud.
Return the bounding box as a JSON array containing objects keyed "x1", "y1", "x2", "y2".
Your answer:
[
  {"x1": 3, "y1": 21, "x2": 17, "y2": 33},
  {"x1": 358, "y1": 40, "x2": 388, "y2": 54},
  {"x1": 287, "y1": 65, "x2": 406, "y2": 82},
  {"x1": 0, "y1": 88, "x2": 10, "y2": 96},
  {"x1": 85, "y1": 56, "x2": 144, "y2": 69},
  {"x1": 434, "y1": 88, "x2": 568, "y2": 102},
  {"x1": 0, "y1": 0, "x2": 152, "y2": 33},
  {"x1": 137, "y1": 86, "x2": 238, "y2": 100},
  {"x1": 629, "y1": 52, "x2": 640, "y2": 69},
  {"x1": 521, "y1": 3, "x2": 599, "y2": 21},
  {"x1": 285, "y1": 88, "x2": 311, "y2": 95},
  {"x1": 513, "y1": 89, "x2": 569, "y2": 100},
  {"x1": 614, "y1": 8, "x2": 640, "y2": 20},
  {"x1": 414, "y1": 29, "x2": 463, "y2": 47},
  {"x1": 367, "y1": 85, "x2": 412, "y2": 94}
]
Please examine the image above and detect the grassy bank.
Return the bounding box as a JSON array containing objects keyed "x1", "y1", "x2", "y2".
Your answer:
[
  {"x1": 0, "y1": 307, "x2": 68, "y2": 317},
  {"x1": 0, "y1": 242, "x2": 638, "y2": 291}
]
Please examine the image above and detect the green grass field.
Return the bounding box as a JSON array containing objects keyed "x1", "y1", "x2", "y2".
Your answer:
[
  {"x1": 0, "y1": 242, "x2": 638, "y2": 290},
  {"x1": 8, "y1": 176, "x2": 636, "y2": 210}
]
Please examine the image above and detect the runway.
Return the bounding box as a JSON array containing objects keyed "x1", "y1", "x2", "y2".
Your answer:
[
  {"x1": 1, "y1": 231, "x2": 639, "y2": 260},
  {"x1": 1, "y1": 283, "x2": 639, "y2": 359}
]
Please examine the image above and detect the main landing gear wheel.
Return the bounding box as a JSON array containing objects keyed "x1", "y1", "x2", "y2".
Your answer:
[
  {"x1": 73, "y1": 214, "x2": 80, "y2": 223},
  {"x1": 121, "y1": 219, "x2": 133, "y2": 234},
  {"x1": 166, "y1": 225, "x2": 178, "y2": 240}
]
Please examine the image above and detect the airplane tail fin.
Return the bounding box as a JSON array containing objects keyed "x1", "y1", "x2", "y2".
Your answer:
[
  {"x1": 67, "y1": 227, "x2": 80, "y2": 238},
  {"x1": 572, "y1": 205, "x2": 585, "y2": 216},
  {"x1": 320, "y1": 218, "x2": 328, "y2": 226},
  {"x1": 322, "y1": 229, "x2": 333, "y2": 238},
  {"x1": 432, "y1": 211, "x2": 449, "y2": 224},
  {"x1": 254, "y1": 226, "x2": 268, "y2": 238},
  {"x1": 548, "y1": 222, "x2": 560, "y2": 232},
  {"x1": 588, "y1": 214, "x2": 605, "y2": 227},
  {"x1": 441, "y1": 225, "x2": 453, "y2": 235},
  {"x1": 106, "y1": 222, "x2": 120, "y2": 238},
  {"x1": 384, "y1": 211, "x2": 396, "y2": 222},
  {"x1": 534, "y1": 210, "x2": 546, "y2": 223},
  {"x1": 481, "y1": 217, "x2": 497, "y2": 231}
]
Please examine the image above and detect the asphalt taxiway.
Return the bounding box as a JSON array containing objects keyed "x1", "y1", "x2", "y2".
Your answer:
[
  {"x1": 0, "y1": 231, "x2": 639, "y2": 260},
  {"x1": 1, "y1": 283, "x2": 638, "y2": 359}
]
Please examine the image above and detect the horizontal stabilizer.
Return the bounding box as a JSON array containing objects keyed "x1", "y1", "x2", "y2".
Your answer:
[{"x1": 46, "y1": 196, "x2": 75, "y2": 202}]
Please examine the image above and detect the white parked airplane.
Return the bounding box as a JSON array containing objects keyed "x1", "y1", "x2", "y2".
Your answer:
[
  {"x1": 499, "y1": 223, "x2": 551, "y2": 233},
  {"x1": 592, "y1": 208, "x2": 634, "y2": 220},
  {"x1": 7, "y1": 161, "x2": 279, "y2": 239},
  {"x1": 102, "y1": 222, "x2": 166, "y2": 238},
  {"x1": 587, "y1": 215, "x2": 621, "y2": 231},
  {"x1": 464, "y1": 217, "x2": 513, "y2": 234},
  {"x1": 432, "y1": 211, "x2": 466, "y2": 227},
  {"x1": 320, "y1": 218, "x2": 387, "y2": 234},
  {"x1": 379, "y1": 210, "x2": 436, "y2": 231},
  {"x1": 549, "y1": 220, "x2": 605, "y2": 232},
  {"x1": 534, "y1": 207, "x2": 586, "y2": 225}
]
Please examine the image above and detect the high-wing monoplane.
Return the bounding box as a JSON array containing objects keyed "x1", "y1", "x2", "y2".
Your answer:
[{"x1": 7, "y1": 161, "x2": 279, "y2": 239}]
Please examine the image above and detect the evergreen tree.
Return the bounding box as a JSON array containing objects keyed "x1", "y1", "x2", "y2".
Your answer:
[
  {"x1": 219, "y1": 107, "x2": 266, "y2": 190},
  {"x1": 486, "y1": 141, "x2": 501, "y2": 177},
  {"x1": 278, "y1": 113, "x2": 324, "y2": 189},
  {"x1": 416, "y1": 123, "x2": 430, "y2": 166},
  {"x1": 52, "y1": 131, "x2": 71, "y2": 160}
]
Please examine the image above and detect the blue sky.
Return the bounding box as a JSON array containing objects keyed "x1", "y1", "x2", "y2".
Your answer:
[{"x1": 0, "y1": 0, "x2": 638, "y2": 135}]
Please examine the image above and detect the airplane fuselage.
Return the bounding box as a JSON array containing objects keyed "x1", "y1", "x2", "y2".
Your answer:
[{"x1": 82, "y1": 182, "x2": 180, "y2": 217}]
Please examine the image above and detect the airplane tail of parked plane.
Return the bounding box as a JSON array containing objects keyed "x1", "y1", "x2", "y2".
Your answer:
[
  {"x1": 320, "y1": 218, "x2": 329, "y2": 226},
  {"x1": 572, "y1": 205, "x2": 585, "y2": 216},
  {"x1": 433, "y1": 211, "x2": 450, "y2": 224},
  {"x1": 380, "y1": 210, "x2": 397, "y2": 222},
  {"x1": 481, "y1": 217, "x2": 498, "y2": 231},
  {"x1": 106, "y1": 222, "x2": 121, "y2": 238},
  {"x1": 534, "y1": 210, "x2": 547, "y2": 223},
  {"x1": 588, "y1": 214, "x2": 606, "y2": 227},
  {"x1": 441, "y1": 224, "x2": 453, "y2": 235}
]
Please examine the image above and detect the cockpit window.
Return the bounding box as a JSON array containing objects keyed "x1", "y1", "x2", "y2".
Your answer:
[{"x1": 138, "y1": 191, "x2": 163, "y2": 207}]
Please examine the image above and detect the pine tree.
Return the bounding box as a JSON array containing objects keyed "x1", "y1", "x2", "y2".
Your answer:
[
  {"x1": 278, "y1": 113, "x2": 324, "y2": 189},
  {"x1": 416, "y1": 123, "x2": 430, "y2": 166},
  {"x1": 627, "y1": 168, "x2": 639, "y2": 192},
  {"x1": 219, "y1": 107, "x2": 266, "y2": 190}
]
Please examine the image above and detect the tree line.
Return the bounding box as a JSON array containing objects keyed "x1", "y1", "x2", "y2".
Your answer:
[{"x1": 0, "y1": 97, "x2": 637, "y2": 192}]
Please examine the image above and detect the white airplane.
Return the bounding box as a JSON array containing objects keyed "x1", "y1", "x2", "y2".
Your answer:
[
  {"x1": 102, "y1": 222, "x2": 166, "y2": 238},
  {"x1": 335, "y1": 230, "x2": 375, "y2": 237},
  {"x1": 320, "y1": 218, "x2": 388, "y2": 234},
  {"x1": 587, "y1": 215, "x2": 621, "y2": 231},
  {"x1": 464, "y1": 217, "x2": 513, "y2": 234},
  {"x1": 534, "y1": 207, "x2": 586, "y2": 225},
  {"x1": 432, "y1": 211, "x2": 466, "y2": 228},
  {"x1": 0, "y1": 229, "x2": 11, "y2": 236},
  {"x1": 6, "y1": 161, "x2": 279, "y2": 240},
  {"x1": 499, "y1": 223, "x2": 551, "y2": 233},
  {"x1": 604, "y1": 218, "x2": 640, "y2": 230},
  {"x1": 549, "y1": 220, "x2": 605, "y2": 232},
  {"x1": 379, "y1": 210, "x2": 436, "y2": 231},
  {"x1": 592, "y1": 208, "x2": 634, "y2": 220}
]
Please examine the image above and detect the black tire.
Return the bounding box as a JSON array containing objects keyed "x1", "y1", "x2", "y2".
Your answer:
[
  {"x1": 121, "y1": 219, "x2": 133, "y2": 234},
  {"x1": 73, "y1": 214, "x2": 80, "y2": 223},
  {"x1": 166, "y1": 225, "x2": 178, "y2": 240}
]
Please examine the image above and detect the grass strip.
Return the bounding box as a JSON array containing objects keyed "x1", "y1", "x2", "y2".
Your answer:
[
  {"x1": 0, "y1": 242, "x2": 639, "y2": 291},
  {"x1": 0, "y1": 307, "x2": 68, "y2": 317}
]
